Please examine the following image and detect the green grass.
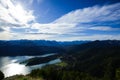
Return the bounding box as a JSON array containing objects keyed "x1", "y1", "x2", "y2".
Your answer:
[{"x1": 55, "y1": 62, "x2": 67, "y2": 67}]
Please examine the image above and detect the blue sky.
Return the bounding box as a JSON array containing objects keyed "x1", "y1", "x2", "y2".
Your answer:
[{"x1": 0, "y1": 0, "x2": 120, "y2": 41}]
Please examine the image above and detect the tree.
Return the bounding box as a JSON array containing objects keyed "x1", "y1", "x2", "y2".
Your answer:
[
  {"x1": 0, "y1": 71, "x2": 4, "y2": 80},
  {"x1": 116, "y1": 68, "x2": 120, "y2": 80}
]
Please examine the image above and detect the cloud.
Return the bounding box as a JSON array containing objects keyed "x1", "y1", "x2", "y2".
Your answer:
[
  {"x1": 30, "y1": 23, "x2": 77, "y2": 34},
  {"x1": 12, "y1": 33, "x2": 54, "y2": 40},
  {"x1": 0, "y1": 27, "x2": 4, "y2": 32},
  {"x1": 0, "y1": 31, "x2": 13, "y2": 40},
  {"x1": 89, "y1": 26, "x2": 120, "y2": 31},
  {"x1": 62, "y1": 34, "x2": 120, "y2": 41},
  {"x1": 31, "y1": 2, "x2": 120, "y2": 37},
  {"x1": 0, "y1": 0, "x2": 35, "y2": 27},
  {"x1": 54, "y1": 3, "x2": 120, "y2": 24},
  {"x1": 0, "y1": 1, "x2": 120, "y2": 41}
]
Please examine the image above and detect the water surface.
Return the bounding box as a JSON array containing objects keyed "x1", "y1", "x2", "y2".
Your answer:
[{"x1": 0, "y1": 53, "x2": 61, "y2": 77}]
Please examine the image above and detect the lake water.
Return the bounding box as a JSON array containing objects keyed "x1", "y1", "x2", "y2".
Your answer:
[{"x1": 0, "y1": 53, "x2": 61, "y2": 77}]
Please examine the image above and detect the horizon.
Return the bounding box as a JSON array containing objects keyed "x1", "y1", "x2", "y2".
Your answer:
[
  {"x1": 0, "y1": 39, "x2": 119, "y2": 42},
  {"x1": 0, "y1": 0, "x2": 120, "y2": 41}
]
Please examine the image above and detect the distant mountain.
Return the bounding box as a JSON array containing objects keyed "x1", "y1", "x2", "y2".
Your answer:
[
  {"x1": 0, "y1": 40, "x2": 89, "y2": 46},
  {"x1": 62, "y1": 40, "x2": 120, "y2": 79},
  {"x1": 0, "y1": 40, "x2": 88, "y2": 56}
]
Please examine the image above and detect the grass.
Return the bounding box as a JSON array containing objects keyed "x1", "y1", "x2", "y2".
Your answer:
[{"x1": 55, "y1": 62, "x2": 67, "y2": 67}]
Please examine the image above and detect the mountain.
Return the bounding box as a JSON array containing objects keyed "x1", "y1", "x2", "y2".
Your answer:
[
  {"x1": 61, "y1": 40, "x2": 120, "y2": 79},
  {"x1": 1, "y1": 40, "x2": 120, "y2": 80},
  {"x1": 0, "y1": 40, "x2": 88, "y2": 56}
]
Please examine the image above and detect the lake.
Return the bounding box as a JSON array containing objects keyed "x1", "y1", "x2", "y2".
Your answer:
[{"x1": 0, "y1": 53, "x2": 61, "y2": 77}]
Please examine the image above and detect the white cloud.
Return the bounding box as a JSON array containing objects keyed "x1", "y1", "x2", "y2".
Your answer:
[
  {"x1": 54, "y1": 3, "x2": 120, "y2": 24},
  {"x1": 0, "y1": 31, "x2": 13, "y2": 40},
  {"x1": 89, "y1": 26, "x2": 120, "y2": 31},
  {"x1": 0, "y1": 0, "x2": 35, "y2": 26},
  {"x1": 78, "y1": 34, "x2": 120, "y2": 40},
  {"x1": 12, "y1": 33, "x2": 54, "y2": 40},
  {"x1": 30, "y1": 23, "x2": 77, "y2": 34},
  {"x1": 29, "y1": 2, "x2": 120, "y2": 40},
  {"x1": 54, "y1": 34, "x2": 120, "y2": 41},
  {"x1": 0, "y1": 1, "x2": 120, "y2": 40}
]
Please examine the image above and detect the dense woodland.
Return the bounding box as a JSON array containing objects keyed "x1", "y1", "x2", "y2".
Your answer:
[
  {"x1": 0, "y1": 40, "x2": 120, "y2": 80},
  {"x1": 28, "y1": 40, "x2": 120, "y2": 80}
]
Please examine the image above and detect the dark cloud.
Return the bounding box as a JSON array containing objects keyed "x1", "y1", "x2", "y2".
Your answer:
[
  {"x1": 25, "y1": 32, "x2": 58, "y2": 35},
  {"x1": 0, "y1": 19, "x2": 25, "y2": 27},
  {"x1": 0, "y1": 27, "x2": 5, "y2": 32}
]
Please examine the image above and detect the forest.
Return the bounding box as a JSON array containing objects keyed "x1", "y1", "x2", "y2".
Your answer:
[{"x1": 0, "y1": 40, "x2": 120, "y2": 80}]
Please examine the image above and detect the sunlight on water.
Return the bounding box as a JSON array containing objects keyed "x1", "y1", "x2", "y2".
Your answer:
[
  {"x1": 48, "y1": 59, "x2": 61, "y2": 64},
  {"x1": 0, "y1": 54, "x2": 61, "y2": 77},
  {"x1": 0, "y1": 56, "x2": 31, "y2": 77},
  {"x1": 1, "y1": 63, "x2": 30, "y2": 77}
]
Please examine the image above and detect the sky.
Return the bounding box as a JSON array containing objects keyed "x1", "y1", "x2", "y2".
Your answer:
[{"x1": 0, "y1": 0, "x2": 120, "y2": 41}]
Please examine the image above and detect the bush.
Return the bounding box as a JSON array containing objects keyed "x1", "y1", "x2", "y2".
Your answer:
[{"x1": 0, "y1": 71, "x2": 4, "y2": 80}]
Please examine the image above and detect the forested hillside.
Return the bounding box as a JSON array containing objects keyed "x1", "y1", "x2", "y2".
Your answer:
[
  {"x1": 61, "y1": 40, "x2": 120, "y2": 80},
  {"x1": 1, "y1": 40, "x2": 120, "y2": 80},
  {"x1": 28, "y1": 40, "x2": 120, "y2": 80}
]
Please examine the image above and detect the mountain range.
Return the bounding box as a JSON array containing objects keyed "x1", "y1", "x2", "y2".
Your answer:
[{"x1": 0, "y1": 40, "x2": 88, "y2": 56}]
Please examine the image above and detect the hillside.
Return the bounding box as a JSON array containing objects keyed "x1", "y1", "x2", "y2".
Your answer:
[
  {"x1": 61, "y1": 40, "x2": 120, "y2": 79},
  {"x1": 1, "y1": 40, "x2": 120, "y2": 80}
]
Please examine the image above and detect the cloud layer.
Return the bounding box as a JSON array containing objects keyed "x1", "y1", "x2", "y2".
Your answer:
[
  {"x1": 0, "y1": 0, "x2": 120, "y2": 41},
  {"x1": 0, "y1": 0, "x2": 35, "y2": 27},
  {"x1": 54, "y1": 3, "x2": 120, "y2": 24}
]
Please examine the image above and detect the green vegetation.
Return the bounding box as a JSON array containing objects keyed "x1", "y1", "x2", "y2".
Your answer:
[
  {"x1": 55, "y1": 62, "x2": 67, "y2": 67},
  {"x1": 116, "y1": 68, "x2": 120, "y2": 80},
  {"x1": 29, "y1": 65, "x2": 98, "y2": 80},
  {"x1": 0, "y1": 71, "x2": 4, "y2": 80},
  {"x1": 28, "y1": 64, "x2": 120, "y2": 80},
  {"x1": 60, "y1": 40, "x2": 120, "y2": 80},
  {"x1": 3, "y1": 75, "x2": 43, "y2": 80},
  {"x1": 20, "y1": 54, "x2": 60, "y2": 66},
  {"x1": 2, "y1": 40, "x2": 120, "y2": 80}
]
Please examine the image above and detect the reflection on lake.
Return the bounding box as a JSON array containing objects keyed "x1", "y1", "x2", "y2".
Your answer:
[
  {"x1": 0, "y1": 54, "x2": 61, "y2": 77},
  {"x1": 1, "y1": 62, "x2": 30, "y2": 77}
]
